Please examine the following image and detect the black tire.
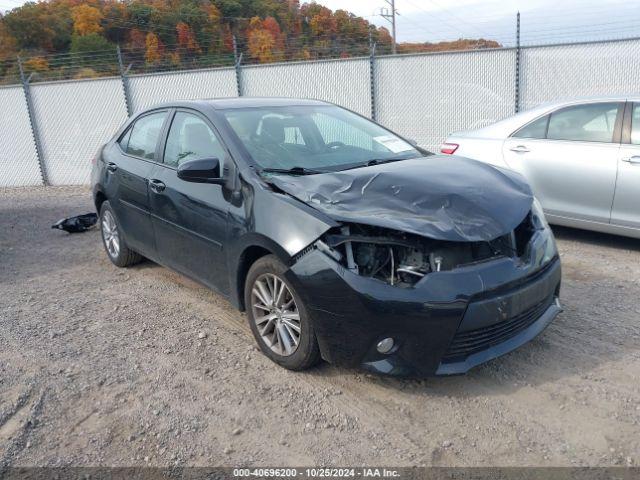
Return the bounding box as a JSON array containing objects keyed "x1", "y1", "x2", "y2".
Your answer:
[
  {"x1": 99, "y1": 201, "x2": 142, "y2": 268},
  {"x1": 245, "y1": 254, "x2": 321, "y2": 371}
]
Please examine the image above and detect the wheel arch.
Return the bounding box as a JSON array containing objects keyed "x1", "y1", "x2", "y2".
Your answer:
[
  {"x1": 94, "y1": 188, "x2": 108, "y2": 213},
  {"x1": 232, "y1": 234, "x2": 293, "y2": 311}
]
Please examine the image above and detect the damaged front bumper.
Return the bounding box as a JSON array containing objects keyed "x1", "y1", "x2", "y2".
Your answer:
[{"x1": 284, "y1": 230, "x2": 561, "y2": 377}]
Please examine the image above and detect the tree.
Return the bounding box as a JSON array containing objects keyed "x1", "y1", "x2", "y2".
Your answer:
[
  {"x1": 309, "y1": 12, "x2": 337, "y2": 38},
  {"x1": 246, "y1": 16, "x2": 285, "y2": 63},
  {"x1": 262, "y1": 16, "x2": 284, "y2": 51},
  {"x1": 202, "y1": 3, "x2": 224, "y2": 53},
  {"x1": 0, "y1": 0, "x2": 501, "y2": 83},
  {"x1": 2, "y1": 3, "x2": 61, "y2": 51},
  {"x1": 248, "y1": 27, "x2": 276, "y2": 63},
  {"x1": 70, "y1": 32, "x2": 116, "y2": 55},
  {"x1": 0, "y1": 17, "x2": 17, "y2": 61},
  {"x1": 145, "y1": 32, "x2": 162, "y2": 64},
  {"x1": 24, "y1": 56, "x2": 49, "y2": 72},
  {"x1": 176, "y1": 21, "x2": 201, "y2": 54},
  {"x1": 129, "y1": 29, "x2": 147, "y2": 51},
  {"x1": 67, "y1": 32, "x2": 117, "y2": 76},
  {"x1": 71, "y1": 4, "x2": 103, "y2": 36},
  {"x1": 102, "y1": 2, "x2": 128, "y2": 45}
]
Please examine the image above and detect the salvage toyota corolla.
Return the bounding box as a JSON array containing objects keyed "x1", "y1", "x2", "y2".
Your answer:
[{"x1": 91, "y1": 98, "x2": 561, "y2": 376}]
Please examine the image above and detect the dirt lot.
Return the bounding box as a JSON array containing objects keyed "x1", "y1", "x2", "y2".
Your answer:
[{"x1": 1, "y1": 186, "x2": 639, "y2": 468}]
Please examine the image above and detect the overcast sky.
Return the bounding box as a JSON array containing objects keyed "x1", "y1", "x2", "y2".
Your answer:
[
  {"x1": 0, "y1": 0, "x2": 638, "y2": 47},
  {"x1": 317, "y1": 0, "x2": 640, "y2": 46}
]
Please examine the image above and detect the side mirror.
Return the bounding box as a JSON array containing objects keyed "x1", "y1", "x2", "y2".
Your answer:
[{"x1": 177, "y1": 158, "x2": 224, "y2": 184}]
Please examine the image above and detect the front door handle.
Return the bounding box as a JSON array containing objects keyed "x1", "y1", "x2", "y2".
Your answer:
[
  {"x1": 149, "y1": 179, "x2": 166, "y2": 193},
  {"x1": 106, "y1": 162, "x2": 118, "y2": 173},
  {"x1": 622, "y1": 155, "x2": 640, "y2": 165},
  {"x1": 510, "y1": 145, "x2": 530, "y2": 153}
]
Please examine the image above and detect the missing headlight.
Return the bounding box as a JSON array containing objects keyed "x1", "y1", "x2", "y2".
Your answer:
[{"x1": 322, "y1": 221, "x2": 536, "y2": 287}]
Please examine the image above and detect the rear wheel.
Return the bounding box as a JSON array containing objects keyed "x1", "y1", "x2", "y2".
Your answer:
[
  {"x1": 99, "y1": 201, "x2": 142, "y2": 267},
  {"x1": 245, "y1": 255, "x2": 321, "y2": 371}
]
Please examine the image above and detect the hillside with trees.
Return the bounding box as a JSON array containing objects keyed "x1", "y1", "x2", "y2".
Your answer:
[{"x1": 0, "y1": 0, "x2": 500, "y2": 83}]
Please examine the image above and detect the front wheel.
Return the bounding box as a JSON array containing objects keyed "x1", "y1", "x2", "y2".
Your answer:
[
  {"x1": 99, "y1": 201, "x2": 142, "y2": 268},
  {"x1": 245, "y1": 255, "x2": 321, "y2": 371}
]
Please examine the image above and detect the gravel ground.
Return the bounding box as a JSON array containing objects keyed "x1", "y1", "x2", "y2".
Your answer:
[{"x1": 1, "y1": 186, "x2": 639, "y2": 468}]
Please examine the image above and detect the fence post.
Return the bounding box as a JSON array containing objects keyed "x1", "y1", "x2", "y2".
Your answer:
[
  {"x1": 117, "y1": 45, "x2": 133, "y2": 116},
  {"x1": 369, "y1": 28, "x2": 377, "y2": 121},
  {"x1": 18, "y1": 56, "x2": 48, "y2": 186},
  {"x1": 233, "y1": 35, "x2": 243, "y2": 97},
  {"x1": 515, "y1": 11, "x2": 521, "y2": 113}
]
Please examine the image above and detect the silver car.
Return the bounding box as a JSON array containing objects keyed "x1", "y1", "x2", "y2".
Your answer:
[{"x1": 442, "y1": 97, "x2": 640, "y2": 239}]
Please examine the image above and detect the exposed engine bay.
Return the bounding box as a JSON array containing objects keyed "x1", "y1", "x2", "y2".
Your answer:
[{"x1": 316, "y1": 212, "x2": 537, "y2": 288}]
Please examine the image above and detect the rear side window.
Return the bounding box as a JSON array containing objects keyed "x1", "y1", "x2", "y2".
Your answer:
[
  {"x1": 547, "y1": 103, "x2": 620, "y2": 143},
  {"x1": 126, "y1": 112, "x2": 167, "y2": 160},
  {"x1": 513, "y1": 115, "x2": 549, "y2": 139}
]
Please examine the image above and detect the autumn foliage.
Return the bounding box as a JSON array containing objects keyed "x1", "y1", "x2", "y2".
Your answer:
[
  {"x1": 71, "y1": 5, "x2": 103, "y2": 36},
  {"x1": 0, "y1": 0, "x2": 500, "y2": 81}
]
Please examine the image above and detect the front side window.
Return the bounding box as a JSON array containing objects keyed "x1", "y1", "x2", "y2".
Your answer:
[
  {"x1": 222, "y1": 105, "x2": 422, "y2": 173},
  {"x1": 547, "y1": 103, "x2": 620, "y2": 143},
  {"x1": 126, "y1": 112, "x2": 167, "y2": 160},
  {"x1": 164, "y1": 112, "x2": 226, "y2": 167},
  {"x1": 631, "y1": 104, "x2": 640, "y2": 145}
]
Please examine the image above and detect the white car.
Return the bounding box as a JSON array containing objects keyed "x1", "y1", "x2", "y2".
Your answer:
[{"x1": 442, "y1": 97, "x2": 640, "y2": 239}]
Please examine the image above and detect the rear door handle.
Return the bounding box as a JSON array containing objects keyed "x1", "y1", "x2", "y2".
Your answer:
[
  {"x1": 149, "y1": 179, "x2": 166, "y2": 193},
  {"x1": 106, "y1": 162, "x2": 118, "y2": 173},
  {"x1": 510, "y1": 145, "x2": 530, "y2": 153},
  {"x1": 622, "y1": 155, "x2": 640, "y2": 165}
]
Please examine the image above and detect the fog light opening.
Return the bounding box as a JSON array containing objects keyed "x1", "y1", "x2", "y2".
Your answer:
[{"x1": 376, "y1": 337, "x2": 395, "y2": 354}]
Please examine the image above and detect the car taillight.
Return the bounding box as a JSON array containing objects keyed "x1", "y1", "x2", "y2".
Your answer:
[{"x1": 440, "y1": 143, "x2": 459, "y2": 155}]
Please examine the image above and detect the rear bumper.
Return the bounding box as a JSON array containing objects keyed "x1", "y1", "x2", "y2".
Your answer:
[{"x1": 286, "y1": 234, "x2": 561, "y2": 377}]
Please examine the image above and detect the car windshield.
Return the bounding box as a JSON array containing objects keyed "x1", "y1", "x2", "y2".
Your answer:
[{"x1": 221, "y1": 105, "x2": 423, "y2": 174}]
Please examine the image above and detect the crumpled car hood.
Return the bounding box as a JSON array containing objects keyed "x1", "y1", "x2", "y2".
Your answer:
[{"x1": 268, "y1": 156, "x2": 534, "y2": 242}]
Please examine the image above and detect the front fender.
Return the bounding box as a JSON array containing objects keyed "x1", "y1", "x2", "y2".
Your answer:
[{"x1": 226, "y1": 178, "x2": 339, "y2": 308}]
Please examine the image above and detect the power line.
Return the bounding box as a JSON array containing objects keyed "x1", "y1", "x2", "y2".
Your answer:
[{"x1": 401, "y1": 0, "x2": 494, "y2": 39}]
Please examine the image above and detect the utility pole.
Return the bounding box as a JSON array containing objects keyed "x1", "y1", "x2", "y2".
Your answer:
[{"x1": 380, "y1": 0, "x2": 398, "y2": 55}]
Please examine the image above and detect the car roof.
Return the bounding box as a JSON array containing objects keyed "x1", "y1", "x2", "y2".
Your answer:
[
  {"x1": 150, "y1": 97, "x2": 332, "y2": 111},
  {"x1": 451, "y1": 95, "x2": 639, "y2": 139}
]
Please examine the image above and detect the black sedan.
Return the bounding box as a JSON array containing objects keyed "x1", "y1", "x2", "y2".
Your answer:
[{"x1": 91, "y1": 98, "x2": 561, "y2": 376}]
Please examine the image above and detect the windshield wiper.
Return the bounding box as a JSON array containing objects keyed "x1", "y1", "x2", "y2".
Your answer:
[
  {"x1": 340, "y1": 156, "x2": 416, "y2": 171},
  {"x1": 260, "y1": 166, "x2": 323, "y2": 176}
]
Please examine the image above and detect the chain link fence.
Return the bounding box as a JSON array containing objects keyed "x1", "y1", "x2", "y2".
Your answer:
[
  {"x1": 0, "y1": 85, "x2": 42, "y2": 186},
  {"x1": 2, "y1": 37, "x2": 640, "y2": 186}
]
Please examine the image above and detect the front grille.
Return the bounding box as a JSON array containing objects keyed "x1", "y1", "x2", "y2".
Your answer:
[{"x1": 442, "y1": 295, "x2": 554, "y2": 362}]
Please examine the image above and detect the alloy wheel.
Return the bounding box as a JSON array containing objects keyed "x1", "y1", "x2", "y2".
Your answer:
[
  {"x1": 251, "y1": 273, "x2": 301, "y2": 356},
  {"x1": 101, "y1": 210, "x2": 120, "y2": 259}
]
